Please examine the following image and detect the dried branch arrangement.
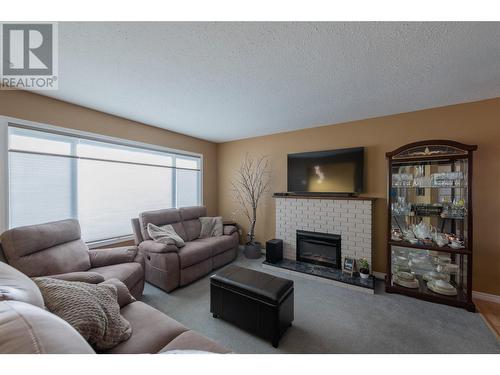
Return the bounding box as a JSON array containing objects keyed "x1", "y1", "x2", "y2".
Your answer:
[{"x1": 231, "y1": 154, "x2": 272, "y2": 244}]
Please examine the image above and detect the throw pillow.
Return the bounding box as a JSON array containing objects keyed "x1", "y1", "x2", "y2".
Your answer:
[
  {"x1": 199, "y1": 216, "x2": 224, "y2": 238},
  {"x1": 33, "y1": 277, "x2": 132, "y2": 351},
  {"x1": 147, "y1": 223, "x2": 185, "y2": 248},
  {"x1": 212, "y1": 216, "x2": 223, "y2": 237}
]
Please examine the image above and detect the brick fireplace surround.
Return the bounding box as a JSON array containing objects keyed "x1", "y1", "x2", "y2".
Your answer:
[{"x1": 274, "y1": 195, "x2": 374, "y2": 274}]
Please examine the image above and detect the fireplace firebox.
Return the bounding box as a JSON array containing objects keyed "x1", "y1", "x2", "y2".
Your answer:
[{"x1": 296, "y1": 230, "x2": 341, "y2": 269}]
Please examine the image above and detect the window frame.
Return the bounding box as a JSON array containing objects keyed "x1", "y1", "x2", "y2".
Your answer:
[{"x1": 0, "y1": 116, "x2": 203, "y2": 248}]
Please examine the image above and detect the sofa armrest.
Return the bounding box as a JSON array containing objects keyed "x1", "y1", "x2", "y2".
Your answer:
[
  {"x1": 100, "y1": 278, "x2": 136, "y2": 307},
  {"x1": 223, "y1": 225, "x2": 238, "y2": 236},
  {"x1": 88, "y1": 246, "x2": 139, "y2": 268},
  {"x1": 47, "y1": 271, "x2": 105, "y2": 284},
  {"x1": 138, "y1": 240, "x2": 179, "y2": 254}
]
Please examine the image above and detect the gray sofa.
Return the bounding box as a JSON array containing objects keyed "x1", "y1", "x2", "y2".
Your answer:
[
  {"x1": 0, "y1": 261, "x2": 230, "y2": 354},
  {"x1": 131, "y1": 206, "x2": 239, "y2": 292},
  {"x1": 0, "y1": 219, "x2": 145, "y2": 298}
]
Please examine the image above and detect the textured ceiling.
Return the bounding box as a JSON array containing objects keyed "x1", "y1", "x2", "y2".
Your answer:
[{"x1": 37, "y1": 22, "x2": 500, "y2": 142}]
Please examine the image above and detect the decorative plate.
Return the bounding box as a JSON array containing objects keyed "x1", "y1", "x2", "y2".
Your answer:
[
  {"x1": 427, "y1": 280, "x2": 457, "y2": 296},
  {"x1": 422, "y1": 271, "x2": 447, "y2": 282},
  {"x1": 393, "y1": 275, "x2": 419, "y2": 289},
  {"x1": 397, "y1": 271, "x2": 415, "y2": 281}
]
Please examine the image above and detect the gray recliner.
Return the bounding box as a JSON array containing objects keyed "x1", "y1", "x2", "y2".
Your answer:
[{"x1": 0, "y1": 219, "x2": 145, "y2": 298}]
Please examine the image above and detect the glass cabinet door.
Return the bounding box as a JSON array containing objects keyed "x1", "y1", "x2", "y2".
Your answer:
[{"x1": 388, "y1": 158, "x2": 470, "y2": 302}]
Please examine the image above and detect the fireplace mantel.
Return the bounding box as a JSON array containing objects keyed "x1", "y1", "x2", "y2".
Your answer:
[{"x1": 273, "y1": 193, "x2": 377, "y2": 201}]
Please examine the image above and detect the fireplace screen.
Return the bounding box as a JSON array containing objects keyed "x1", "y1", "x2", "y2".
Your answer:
[{"x1": 296, "y1": 230, "x2": 341, "y2": 268}]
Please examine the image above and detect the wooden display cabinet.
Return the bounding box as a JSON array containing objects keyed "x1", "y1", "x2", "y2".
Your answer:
[{"x1": 385, "y1": 140, "x2": 477, "y2": 311}]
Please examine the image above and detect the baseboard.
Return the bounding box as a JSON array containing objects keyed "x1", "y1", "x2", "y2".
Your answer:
[{"x1": 472, "y1": 291, "x2": 500, "y2": 303}]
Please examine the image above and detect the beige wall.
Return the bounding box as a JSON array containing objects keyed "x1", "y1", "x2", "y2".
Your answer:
[
  {"x1": 217, "y1": 98, "x2": 500, "y2": 296},
  {"x1": 0, "y1": 90, "x2": 218, "y2": 218}
]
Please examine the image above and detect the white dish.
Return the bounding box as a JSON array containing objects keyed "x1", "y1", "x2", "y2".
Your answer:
[
  {"x1": 427, "y1": 280, "x2": 457, "y2": 296},
  {"x1": 434, "y1": 280, "x2": 454, "y2": 290},
  {"x1": 397, "y1": 271, "x2": 415, "y2": 281},
  {"x1": 422, "y1": 272, "x2": 447, "y2": 282},
  {"x1": 394, "y1": 276, "x2": 419, "y2": 289}
]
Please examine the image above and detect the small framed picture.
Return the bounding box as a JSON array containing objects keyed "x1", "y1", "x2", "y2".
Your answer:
[{"x1": 343, "y1": 257, "x2": 356, "y2": 277}]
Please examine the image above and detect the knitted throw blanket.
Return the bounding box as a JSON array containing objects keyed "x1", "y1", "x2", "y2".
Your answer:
[{"x1": 34, "y1": 277, "x2": 132, "y2": 351}]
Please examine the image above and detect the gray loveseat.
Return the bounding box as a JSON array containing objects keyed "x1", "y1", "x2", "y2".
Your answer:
[{"x1": 131, "y1": 206, "x2": 239, "y2": 292}]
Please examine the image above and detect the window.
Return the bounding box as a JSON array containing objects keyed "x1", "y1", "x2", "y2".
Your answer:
[{"x1": 8, "y1": 124, "x2": 202, "y2": 243}]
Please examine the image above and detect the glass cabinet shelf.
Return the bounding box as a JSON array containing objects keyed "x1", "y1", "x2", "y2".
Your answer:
[
  {"x1": 387, "y1": 240, "x2": 471, "y2": 254},
  {"x1": 385, "y1": 141, "x2": 477, "y2": 312}
]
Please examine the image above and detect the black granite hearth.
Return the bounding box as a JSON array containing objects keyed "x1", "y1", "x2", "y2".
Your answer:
[{"x1": 263, "y1": 259, "x2": 375, "y2": 290}]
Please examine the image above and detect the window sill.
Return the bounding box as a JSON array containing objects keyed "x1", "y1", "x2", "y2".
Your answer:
[{"x1": 87, "y1": 235, "x2": 135, "y2": 249}]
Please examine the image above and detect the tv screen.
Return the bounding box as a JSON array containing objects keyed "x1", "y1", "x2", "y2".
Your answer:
[{"x1": 287, "y1": 147, "x2": 364, "y2": 194}]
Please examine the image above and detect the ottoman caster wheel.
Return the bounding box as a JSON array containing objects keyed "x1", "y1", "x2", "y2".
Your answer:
[
  {"x1": 213, "y1": 313, "x2": 219, "y2": 318},
  {"x1": 272, "y1": 338, "x2": 280, "y2": 348}
]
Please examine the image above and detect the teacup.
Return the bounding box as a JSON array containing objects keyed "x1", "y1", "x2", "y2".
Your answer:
[
  {"x1": 450, "y1": 240, "x2": 464, "y2": 249},
  {"x1": 435, "y1": 237, "x2": 448, "y2": 247}
]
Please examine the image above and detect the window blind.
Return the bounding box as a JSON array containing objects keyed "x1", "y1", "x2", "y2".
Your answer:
[{"x1": 8, "y1": 124, "x2": 202, "y2": 243}]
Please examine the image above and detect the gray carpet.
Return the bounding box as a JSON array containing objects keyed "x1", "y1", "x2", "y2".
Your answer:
[{"x1": 141, "y1": 251, "x2": 499, "y2": 353}]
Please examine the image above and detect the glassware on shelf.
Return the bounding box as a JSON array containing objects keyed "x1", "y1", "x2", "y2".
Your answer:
[
  {"x1": 391, "y1": 196, "x2": 412, "y2": 215},
  {"x1": 441, "y1": 198, "x2": 467, "y2": 219},
  {"x1": 393, "y1": 170, "x2": 467, "y2": 188},
  {"x1": 392, "y1": 173, "x2": 413, "y2": 187},
  {"x1": 431, "y1": 171, "x2": 465, "y2": 187}
]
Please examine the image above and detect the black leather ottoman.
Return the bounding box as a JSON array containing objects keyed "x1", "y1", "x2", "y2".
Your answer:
[{"x1": 210, "y1": 265, "x2": 294, "y2": 348}]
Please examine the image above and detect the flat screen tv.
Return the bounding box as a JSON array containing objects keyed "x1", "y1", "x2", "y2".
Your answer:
[{"x1": 287, "y1": 147, "x2": 364, "y2": 195}]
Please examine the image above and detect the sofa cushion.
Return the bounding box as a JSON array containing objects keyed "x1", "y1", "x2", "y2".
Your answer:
[
  {"x1": 0, "y1": 300, "x2": 95, "y2": 354},
  {"x1": 34, "y1": 277, "x2": 132, "y2": 351},
  {"x1": 138, "y1": 240, "x2": 179, "y2": 254},
  {"x1": 0, "y1": 261, "x2": 45, "y2": 308},
  {"x1": 159, "y1": 330, "x2": 231, "y2": 354},
  {"x1": 139, "y1": 208, "x2": 187, "y2": 241},
  {"x1": 1, "y1": 219, "x2": 82, "y2": 257},
  {"x1": 180, "y1": 207, "x2": 207, "y2": 241},
  {"x1": 182, "y1": 219, "x2": 202, "y2": 241},
  {"x1": 179, "y1": 206, "x2": 207, "y2": 221},
  {"x1": 1, "y1": 219, "x2": 91, "y2": 277},
  {"x1": 48, "y1": 271, "x2": 105, "y2": 284},
  {"x1": 194, "y1": 234, "x2": 239, "y2": 256},
  {"x1": 106, "y1": 301, "x2": 188, "y2": 354},
  {"x1": 177, "y1": 241, "x2": 212, "y2": 269},
  {"x1": 90, "y1": 262, "x2": 144, "y2": 292}
]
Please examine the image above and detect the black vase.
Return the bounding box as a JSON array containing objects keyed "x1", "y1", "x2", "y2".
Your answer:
[{"x1": 244, "y1": 242, "x2": 262, "y2": 259}]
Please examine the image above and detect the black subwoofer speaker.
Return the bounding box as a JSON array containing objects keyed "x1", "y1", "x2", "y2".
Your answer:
[{"x1": 266, "y1": 239, "x2": 283, "y2": 263}]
